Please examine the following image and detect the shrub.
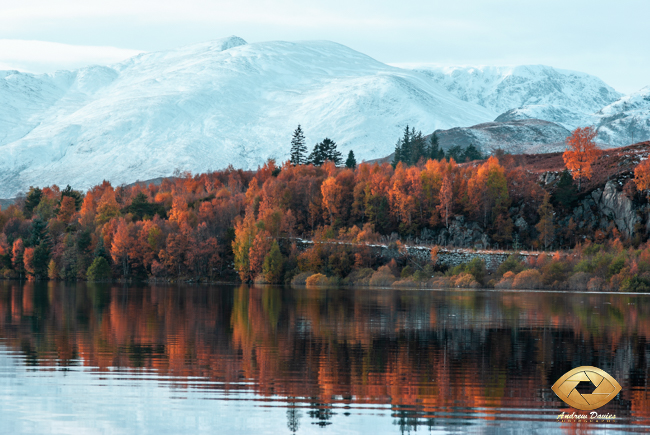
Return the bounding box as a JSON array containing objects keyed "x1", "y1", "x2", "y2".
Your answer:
[
  {"x1": 392, "y1": 279, "x2": 420, "y2": 288},
  {"x1": 541, "y1": 261, "x2": 568, "y2": 286},
  {"x1": 567, "y1": 272, "x2": 591, "y2": 290},
  {"x1": 454, "y1": 272, "x2": 479, "y2": 288},
  {"x1": 587, "y1": 277, "x2": 605, "y2": 291},
  {"x1": 401, "y1": 265, "x2": 414, "y2": 278},
  {"x1": 620, "y1": 276, "x2": 650, "y2": 292},
  {"x1": 343, "y1": 268, "x2": 374, "y2": 286},
  {"x1": 305, "y1": 273, "x2": 330, "y2": 288},
  {"x1": 497, "y1": 255, "x2": 525, "y2": 277},
  {"x1": 290, "y1": 272, "x2": 313, "y2": 286},
  {"x1": 512, "y1": 269, "x2": 543, "y2": 289},
  {"x1": 412, "y1": 269, "x2": 429, "y2": 281},
  {"x1": 369, "y1": 265, "x2": 397, "y2": 287},
  {"x1": 449, "y1": 258, "x2": 486, "y2": 285},
  {"x1": 608, "y1": 255, "x2": 626, "y2": 278},
  {"x1": 86, "y1": 257, "x2": 112, "y2": 282},
  {"x1": 495, "y1": 271, "x2": 516, "y2": 289}
]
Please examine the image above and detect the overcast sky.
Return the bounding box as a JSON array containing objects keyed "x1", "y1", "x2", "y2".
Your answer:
[{"x1": 0, "y1": 0, "x2": 647, "y2": 94}]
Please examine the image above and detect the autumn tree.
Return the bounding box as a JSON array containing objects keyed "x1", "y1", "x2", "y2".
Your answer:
[
  {"x1": 563, "y1": 126, "x2": 601, "y2": 190},
  {"x1": 95, "y1": 188, "x2": 121, "y2": 225},
  {"x1": 263, "y1": 240, "x2": 284, "y2": 284},
  {"x1": 110, "y1": 219, "x2": 133, "y2": 277},
  {"x1": 12, "y1": 238, "x2": 25, "y2": 279},
  {"x1": 321, "y1": 177, "x2": 342, "y2": 226},
  {"x1": 232, "y1": 214, "x2": 258, "y2": 282},
  {"x1": 57, "y1": 196, "x2": 77, "y2": 224},
  {"x1": 467, "y1": 157, "x2": 509, "y2": 228},
  {"x1": 634, "y1": 158, "x2": 650, "y2": 196},
  {"x1": 536, "y1": 192, "x2": 555, "y2": 250},
  {"x1": 437, "y1": 173, "x2": 453, "y2": 229},
  {"x1": 249, "y1": 230, "x2": 272, "y2": 279}
]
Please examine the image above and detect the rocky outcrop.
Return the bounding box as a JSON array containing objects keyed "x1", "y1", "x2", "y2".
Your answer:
[
  {"x1": 591, "y1": 181, "x2": 639, "y2": 237},
  {"x1": 435, "y1": 216, "x2": 490, "y2": 249}
]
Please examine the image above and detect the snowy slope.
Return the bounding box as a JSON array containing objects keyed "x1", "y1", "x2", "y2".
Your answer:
[
  {"x1": 412, "y1": 65, "x2": 622, "y2": 129},
  {"x1": 595, "y1": 86, "x2": 650, "y2": 146},
  {"x1": 0, "y1": 37, "x2": 495, "y2": 197}
]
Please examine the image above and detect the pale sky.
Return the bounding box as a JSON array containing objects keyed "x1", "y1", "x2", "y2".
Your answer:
[{"x1": 0, "y1": 0, "x2": 648, "y2": 94}]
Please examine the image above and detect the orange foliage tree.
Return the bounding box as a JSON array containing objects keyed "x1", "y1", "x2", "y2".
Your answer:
[
  {"x1": 634, "y1": 158, "x2": 650, "y2": 196},
  {"x1": 563, "y1": 126, "x2": 601, "y2": 190}
]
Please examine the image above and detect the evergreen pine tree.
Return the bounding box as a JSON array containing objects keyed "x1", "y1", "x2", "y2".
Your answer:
[
  {"x1": 536, "y1": 192, "x2": 555, "y2": 250},
  {"x1": 392, "y1": 139, "x2": 402, "y2": 168},
  {"x1": 289, "y1": 125, "x2": 308, "y2": 165},
  {"x1": 24, "y1": 187, "x2": 43, "y2": 217},
  {"x1": 61, "y1": 185, "x2": 83, "y2": 210},
  {"x1": 309, "y1": 138, "x2": 342, "y2": 166},
  {"x1": 463, "y1": 143, "x2": 484, "y2": 161},
  {"x1": 553, "y1": 169, "x2": 578, "y2": 209},
  {"x1": 345, "y1": 150, "x2": 357, "y2": 169},
  {"x1": 409, "y1": 130, "x2": 426, "y2": 165},
  {"x1": 447, "y1": 145, "x2": 464, "y2": 162},
  {"x1": 429, "y1": 133, "x2": 444, "y2": 160},
  {"x1": 399, "y1": 125, "x2": 412, "y2": 165},
  {"x1": 307, "y1": 141, "x2": 327, "y2": 166},
  {"x1": 322, "y1": 138, "x2": 343, "y2": 165}
]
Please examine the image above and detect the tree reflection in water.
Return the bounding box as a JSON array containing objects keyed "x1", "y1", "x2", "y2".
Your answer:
[{"x1": 0, "y1": 281, "x2": 649, "y2": 430}]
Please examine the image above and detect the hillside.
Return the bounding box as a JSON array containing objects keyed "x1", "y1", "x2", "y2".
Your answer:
[
  {"x1": 595, "y1": 86, "x2": 650, "y2": 146},
  {"x1": 0, "y1": 36, "x2": 494, "y2": 198},
  {"x1": 412, "y1": 65, "x2": 622, "y2": 130}
]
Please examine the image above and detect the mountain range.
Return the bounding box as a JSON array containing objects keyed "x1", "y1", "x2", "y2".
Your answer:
[{"x1": 0, "y1": 36, "x2": 648, "y2": 197}]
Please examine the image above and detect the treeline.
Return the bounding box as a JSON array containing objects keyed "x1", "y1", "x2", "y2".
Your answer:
[{"x1": 0, "y1": 124, "x2": 648, "y2": 285}]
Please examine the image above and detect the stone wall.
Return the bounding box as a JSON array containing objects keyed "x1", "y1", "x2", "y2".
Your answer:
[{"x1": 286, "y1": 238, "x2": 541, "y2": 271}]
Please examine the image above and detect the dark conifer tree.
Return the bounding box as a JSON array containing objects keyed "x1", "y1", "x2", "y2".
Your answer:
[
  {"x1": 399, "y1": 126, "x2": 412, "y2": 165},
  {"x1": 410, "y1": 130, "x2": 426, "y2": 164},
  {"x1": 322, "y1": 138, "x2": 343, "y2": 165},
  {"x1": 447, "y1": 145, "x2": 464, "y2": 162},
  {"x1": 24, "y1": 187, "x2": 43, "y2": 217},
  {"x1": 61, "y1": 185, "x2": 83, "y2": 210},
  {"x1": 392, "y1": 139, "x2": 402, "y2": 168},
  {"x1": 428, "y1": 132, "x2": 444, "y2": 160},
  {"x1": 463, "y1": 143, "x2": 484, "y2": 161},
  {"x1": 289, "y1": 125, "x2": 308, "y2": 165},
  {"x1": 307, "y1": 141, "x2": 326, "y2": 166},
  {"x1": 309, "y1": 138, "x2": 342, "y2": 166},
  {"x1": 345, "y1": 150, "x2": 357, "y2": 169}
]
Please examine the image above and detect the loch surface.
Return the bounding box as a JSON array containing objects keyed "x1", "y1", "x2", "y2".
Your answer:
[{"x1": 0, "y1": 282, "x2": 649, "y2": 434}]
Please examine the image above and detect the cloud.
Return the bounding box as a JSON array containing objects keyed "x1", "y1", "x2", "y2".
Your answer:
[{"x1": 0, "y1": 39, "x2": 143, "y2": 73}]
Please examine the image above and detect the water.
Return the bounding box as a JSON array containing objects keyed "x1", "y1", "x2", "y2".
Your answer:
[{"x1": 0, "y1": 282, "x2": 649, "y2": 434}]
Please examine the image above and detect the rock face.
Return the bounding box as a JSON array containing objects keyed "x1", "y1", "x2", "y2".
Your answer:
[
  {"x1": 432, "y1": 118, "x2": 570, "y2": 155},
  {"x1": 591, "y1": 181, "x2": 639, "y2": 237},
  {"x1": 434, "y1": 216, "x2": 490, "y2": 248}
]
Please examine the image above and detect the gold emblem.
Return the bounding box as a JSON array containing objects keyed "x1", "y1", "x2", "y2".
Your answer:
[{"x1": 551, "y1": 366, "x2": 622, "y2": 411}]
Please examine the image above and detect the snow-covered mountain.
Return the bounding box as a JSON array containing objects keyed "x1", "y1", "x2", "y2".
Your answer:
[
  {"x1": 595, "y1": 86, "x2": 650, "y2": 146},
  {"x1": 412, "y1": 65, "x2": 623, "y2": 129},
  {"x1": 0, "y1": 36, "x2": 495, "y2": 197}
]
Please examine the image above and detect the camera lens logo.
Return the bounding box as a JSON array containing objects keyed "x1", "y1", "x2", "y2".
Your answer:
[{"x1": 551, "y1": 366, "x2": 622, "y2": 411}]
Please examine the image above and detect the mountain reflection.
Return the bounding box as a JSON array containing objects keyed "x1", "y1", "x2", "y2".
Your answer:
[{"x1": 1, "y1": 282, "x2": 649, "y2": 431}]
